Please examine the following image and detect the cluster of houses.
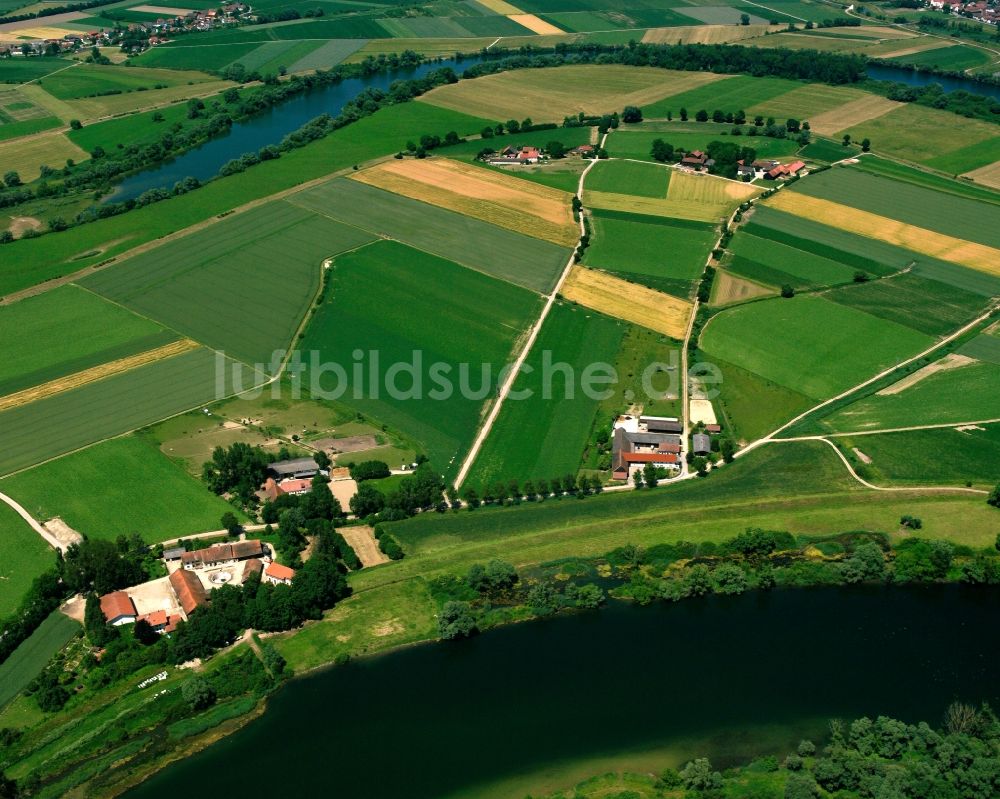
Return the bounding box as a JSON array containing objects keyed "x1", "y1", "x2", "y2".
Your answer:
[
  {"x1": 261, "y1": 456, "x2": 324, "y2": 501},
  {"x1": 481, "y1": 143, "x2": 595, "y2": 166},
  {"x1": 98, "y1": 537, "x2": 295, "y2": 633},
  {"x1": 736, "y1": 158, "x2": 806, "y2": 180},
  {"x1": 928, "y1": 0, "x2": 999, "y2": 23},
  {"x1": 610, "y1": 415, "x2": 723, "y2": 480},
  {"x1": 680, "y1": 150, "x2": 716, "y2": 171}
]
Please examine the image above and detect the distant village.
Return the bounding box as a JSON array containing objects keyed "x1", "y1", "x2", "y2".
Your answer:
[{"x1": 927, "y1": 0, "x2": 999, "y2": 24}]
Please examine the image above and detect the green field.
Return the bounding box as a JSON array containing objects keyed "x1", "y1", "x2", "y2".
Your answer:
[
  {"x1": 1, "y1": 435, "x2": 242, "y2": 543},
  {"x1": 727, "y1": 231, "x2": 861, "y2": 288},
  {"x1": 0, "y1": 612, "x2": 79, "y2": 711},
  {"x1": 0, "y1": 502, "x2": 54, "y2": 619},
  {"x1": 0, "y1": 286, "x2": 177, "y2": 397},
  {"x1": 605, "y1": 128, "x2": 800, "y2": 162},
  {"x1": 37, "y1": 65, "x2": 214, "y2": 100},
  {"x1": 0, "y1": 101, "x2": 494, "y2": 297},
  {"x1": 887, "y1": 43, "x2": 991, "y2": 72},
  {"x1": 302, "y1": 240, "x2": 541, "y2": 476},
  {"x1": 0, "y1": 59, "x2": 72, "y2": 85},
  {"x1": 790, "y1": 166, "x2": 1000, "y2": 249},
  {"x1": 642, "y1": 76, "x2": 803, "y2": 119},
  {"x1": 824, "y1": 273, "x2": 988, "y2": 337},
  {"x1": 852, "y1": 155, "x2": 1000, "y2": 205},
  {"x1": 836, "y1": 424, "x2": 1000, "y2": 488},
  {"x1": 814, "y1": 358, "x2": 1000, "y2": 432},
  {"x1": 288, "y1": 178, "x2": 569, "y2": 294},
  {"x1": 584, "y1": 209, "x2": 716, "y2": 290},
  {"x1": 925, "y1": 136, "x2": 1000, "y2": 176},
  {"x1": 467, "y1": 302, "x2": 625, "y2": 488},
  {"x1": 798, "y1": 139, "x2": 859, "y2": 162},
  {"x1": 960, "y1": 333, "x2": 1000, "y2": 365},
  {"x1": 0, "y1": 116, "x2": 61, "y2": 142},
  {"x1": 82, "y1": 201, "x2": 375, "y2": 369},
  {"x1": 133, "y1": 42, "x2": 263, "y2": 72},
  {"x1": 585, "y1": 159, "x2": 670, "y2": 198},
  {"x1": 700, "y1": 295, "x2": 933, "y2": 401},
  {"x1": 0, "y1": 347, "x2": 263, "y2": 476}
]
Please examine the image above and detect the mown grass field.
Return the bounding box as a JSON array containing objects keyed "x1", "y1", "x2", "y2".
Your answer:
[
  {"x1": 604, "y1": 128, "x2": 800, "y2": 162},
  {"x1": 289, "y1": 178, "x2": 569, "y2": 293},
  {"x1": 37, "y1": 65, "x2": 215, "y2": 100},
  {"x1": 745, "y1": 83, "x2": 866, "y2": 121},
  {"x1": 585, "y1": 159, "x2": 670, "y2": 198},
  {"x1": 350, "y1": 157, "x2": 577, "y2": 247},
  {"x1": 790, "y1": 166, "x2": 1000, "y2": 249},
  {"x1": 0, "y1": 347, "x2": 263, "y2": 476},
  {"x1": 887, "y1": 43, "x2": 991, "y2": 72},
  {"x1": 0, "y1": 286, "x2": 176, "y2": 397},
  {"x1": 0, "y1": 613, "x2": 79, "y2": 711},
  {"x1": 132, "y1": 42, "x2": 263, "y2": 72},
  {"x1": 836, "y1": 424, "x2": 1000, "y2": 488},
  {"x1": 0, "y1": 116, "x2": 60, "y2": 143},
  {"x1": 726, "y1": 231, "x2": 861, "y2": 288},
  {"x1": 417, "y1": 65, "x2": 726, "y2": 122},
  {"x1": 1, "y1": 435, "x2": 242, "y2": 543},
  {"x1": 467, "y1": 302, "x2": 625, "y2": 488},
  {"x1": 851, "y1": 156, "x2": 1000, "y2": 206},
  {"x1": 0, "y1": 129, "x2": 87, "y2": 184},
  {"x1": 0, "y1": 58, "x2": 71, "y2": 85},
  {"x1": 0, "y1": 502, "x2": 54, "y2": 619},
  {"x1": 798, "y1": 139, "x2": 859, "y2": 162},
  {"x1": 0, "y1": 101, "x2": 494, "y2": 297},
  {"x1": 584, "y1": 209, "x2": 716, "y2": 287},
  {"x1": 83, "y1": 201, "x2": 375, "y2": 369},
  {"x1": 302, "y1": 240, "x2": 541, "y2": 477},
  {"x1": 641, "y1": 75, "x2": 802, "y2": 118},
  {"x1": 814, "y1": 359, "x2": 1000, "y2": 432},
  {"x1": 700, "y1": 295, "x2": 934, "y2": 401}
]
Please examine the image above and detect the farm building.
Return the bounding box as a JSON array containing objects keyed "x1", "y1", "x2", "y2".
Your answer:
[
  {"x1": 487, "y1": 145, "x2": 542, "y2": 165},
  {"x1": 268, "y1": 457, "x2": 321, "y2": 480},
  {"x1": 180, "y1": 540, "x2": 266, "y2": 570},
  {"x1": 262, "y1": 476, "x2": 312, "y2": 501},
  {"x1": 264, "y1": 562, "x2": 296, "y2": 586},
  {"x1": 162, "y1": 547, "x2": 186, "y2": 562},
  {"x1": 692, "y1": 433, "x2": 712, "y2": 456},
  {"x1": 640, "y1": 415, "x2": 683, "y2": 434},
  {"x1": 100, "y1": 591, "x2": 138, "y2": 626},
  {"x1": 611, "y1": 427, "x2": 683, "y2": 480},
  {"x1": 766, "y1": 161, "x2": 805, "y2": 180},
  {"x1": 137, "y1": 610, "x2": 178, "y2": 635},
  {"x1": 680, "y1": 150, "x2": 714, "y2": 170},
  {"x1": 241, "y1": 558, "x2": 263, "y2": 583},
  {"x1": 169, "y1": 568, "x2": 209, "y2": 616}
]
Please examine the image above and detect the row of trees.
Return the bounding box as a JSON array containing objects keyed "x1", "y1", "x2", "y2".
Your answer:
[{"x1": 459, "y1": 473, "x2": 604, "y2": 509}]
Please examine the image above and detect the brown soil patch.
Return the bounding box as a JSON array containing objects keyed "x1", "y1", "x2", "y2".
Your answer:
[
  {"x1": 0, "y1": 338, "x2": 199, "y2": 411},
  {"x1": 962, "y1": 159, "x2": 1000, "y2": 191},
  {"x1": 767, "y1": 192, "x2": 1000, "y2": 275},
  {"x1": 852, "y1": 448, "x2": 872, "y2": 465},
  {"x1": 8, "y1": 216, "x2": 41, "y2": 237},
  {"x1": 352, "y1": 157, "x2": 577, "y2": 246},
  {"x1": 328, "y1": 478, "x2": 359, "y2": 515},
  {"x1": 809, "y1": 95, "x2": 903, "y2": 136},
  {"x1": 312, "y1": 434, "x2": 377, "y2": 453},
  {"x1": 560, "y1": 266, "x2": 692, "y2": 340},
  {"x1": 371, "y1": 619, "x2": 404, "y2": 637},
  {"x1": 876, "y1": 352, "x2": 976, "y2": 396},
  {"x1": 43, "y1": 517, "x2": 84, "y2": 548},
  {"x1": 340, "y1": 524, "x2": 390, "y2": 567},
  {"x1": 60, "y1": 594, "x2": 86, "y2": 623},
  {"x1": 711, "y1": 269, "x2": 775, "y2": 305}
]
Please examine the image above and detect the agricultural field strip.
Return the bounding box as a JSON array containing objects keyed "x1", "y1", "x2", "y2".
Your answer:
[
  {"x1": 765, "y1": 191, "x2": 1000, "y2": 276},
  {"x1": 0, "y1": 338, "x2": 199, "y2": 412},
  {"x1": 777, "y1": 417, "x2": 1000, "y2": 439},
  {"x1": 349, "y1": 157, "x2": 577, "y2": 247}
]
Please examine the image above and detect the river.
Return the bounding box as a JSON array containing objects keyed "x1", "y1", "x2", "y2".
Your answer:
[
  {"x1": 107, "y1": 54, "x2": 486, "y2": 203},
  {"x1": 867, "y1": 63, "x2": 1000, "y2": 101},
  {"x1": 125, "y1": 585, "x2": 999, "y2": 799}
]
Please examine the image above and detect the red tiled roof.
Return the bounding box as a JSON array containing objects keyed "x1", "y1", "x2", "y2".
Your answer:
[
  {"x1": 624, "y1": 452, "x2": 678, "y2": 464},
  {"x1": 100, "y1": 591, "x2": 136, "y2": 622},
  {"x1": 278, "y1": 478, "x2": 312, "y2": 494},
  {"x1": 139, "y1": 610, "x2": 168, "y2": 627},
  {"x1": 169, "y1": 569, "x2": 209, "y2": 615},
  {"x1": 265, "y1": 562, "x2": 296, "y2": 582},
  {"x1": 242, "y1": 558, "x2": 263, "y2": 582},
  {"x1": 231, "y1": 539, "x2": 263, "y2": 559}
]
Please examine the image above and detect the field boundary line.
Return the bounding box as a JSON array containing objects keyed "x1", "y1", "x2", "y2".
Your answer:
[
  {"x1": 770, "y1": 436, "x2": 989, "y2": 495},
  {"x1": 0, "y1": 491, "x2": 65, "y2": 551},
  {"x1": 774, "y1": 417, "x2": 1000, "y2": 439},
  {"x1": 452, "y1": 141, "x2": 604, "y2": 490},
  {"x1": 0, "y1": 339, "x2": 200, "y2": 413}
]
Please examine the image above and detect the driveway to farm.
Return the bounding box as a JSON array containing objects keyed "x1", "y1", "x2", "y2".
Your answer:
[{"x1": 0, "y1": 491, "x2": 65, "y2": 551}]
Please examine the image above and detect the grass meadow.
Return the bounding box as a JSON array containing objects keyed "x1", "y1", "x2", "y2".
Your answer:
[
  {"x1": 37, "y1": 65, "x2": 215, "y2": 100},
  {"x1": 727, "y1": 231, "x2": 860, "y2": 288},
  {"x1": 0, "y1": 59, "x2": 71, "y2": 85},
  {"x1": 467, "y1": 302, "x2": 625, "y2": 488},
  {"x1": 791, "y1": 166, "x2": 1000, "y2": 249},
  {"x1": 585, "y1": 159, "x2": 670, "y2": 198},
  {"x1": 0, "y1": 348, "x2": 263, "y2": 476},
  {"x1": 1, "y1": 435, "x2": 240, "y2": 542},
  {"x1": 289, "y1": 178, "x2": 569, "y2": 293},
  {"x1": 641, "y1": 75, "x2": 803, "y2": 118},
  {"x1": 887, "y1": 43, "x2": 991, "y2": 72},
  {"x1": 302, "y1": 240, "x2": 541, "y2": 477},
  {"x1": 0, "y1": 286, "x2": 176, "y2": 397},
  {"x1": 852, "y1": 153, "x2": 1000, "y2": 203},
  {"x1": 584, "y1": 209, "x2": 716, "y2": 289},
  {"x1": 605, "y1": 129, "x2": 800, "y2": 162},
  {"x1": 0, "y1": 101, "x2": 494, "y2": 297},
  {"x1": 133, "y1": 43, "x2": 262, "y2": 72},
  {"x1": 0, "y1": 502, "x2": 55, "y2": 619},
  {"x1": 700, "y1": 295, "x2": 933, "y2": 401},
  {"x1": 0, "y1": 613, "x2": 79, "y2": 711},
  {"x1": 815, "y1": 359, "x2": 1000, "y2": 432},
  {"x1": 82, "y1": 201, "x2": 376, "y2": 368}
]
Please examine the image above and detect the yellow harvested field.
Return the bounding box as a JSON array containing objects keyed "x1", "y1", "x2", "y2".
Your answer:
[
  {"x1": 351, "y1": 157, "x2": 577, "y2": 246},
  {"x1": 418, "y1": 65, "x2": 727, "y2": 122},
  {"x1": 669, "y1": 170, "x2": 760, "y2": 204},
  {"x1": 866, "y1": 38, "x2": 951, "y2": 58},
  {"x1": 508, "y1": 13, "x2": 564, "y2": 34},
  {"x1": 475, "y1": 0, "x2": 521, "y2": 12},
  {"x1": 64, "y1": 80, "x2": 233, "y2": 120},
  {"x1": 0, "y1": 130, "x2": 86, "y2": 182},
  {"x1": 0, "y1": 339, "x2": 198, "y2": 412},
  {"x1": 710, "y1": 269, "x2": 775, "y2": 305},
  {"x1": 642, "y1": 24, "x2": 781, "y2": 44},
  {"x1": 0, "y1": 24, "x2": 79, "y2": 40},
  {"x1": 586, "y1": 191, "x2": 725, "y2": 223},
  {"x1": 15, "y1": 83, "x2": 78, "y2": 122},
  {"x1": 820, "y1": 25, "x2": 916, "y2": 39},
  {"x1": 767, "y1": 191, "x2": 1000, "y2": 276},
  {"x1": 130, "y1": 4, "x2": 195, "y2": 13},
  {"x1": 962, "y1": 159, "x2": 1000, "y2": 190},
  {"x1": 560, "y1": 266, "x2": 692, "y2": 340},
  {"x1": 809, "y1": 95, "x2": 902, "y2": 136},
  {"x1": 747, "y1": 83, "x2": 866, "y2": 121}
]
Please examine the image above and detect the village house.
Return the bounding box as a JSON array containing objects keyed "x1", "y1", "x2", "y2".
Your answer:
[
  {"x1": 765, "y1": 160, "x2": 805, "y2": 180},
  {"x1": 611, "y1": 426, "x2": 683, "y2": 481},
  {"x1": 262, "y1": 476, "x2": 312, "y2": 502},
  {"x1": 169, "y1": 568, "x2": 209, "y2": 616},
  {"x1": 680, "y1": 150, "x2": 714, "y2": 171},
  {"x1": 487, "y1": 145, "x2": 543, "y2": 165},
  {"x1": 100, "y1": 592, "x2": 138, "y2": 626},
  {"x1": 181, "y1": 539, "x2": 266, "y2": 570},
  {"x1": 137, "y1": 610, "x2": 178, "y2": 635},
  {"x1": 264, "y1": 562, "x2": 296, "y2": 586},
  {"x1": 241, "y1": 558, "x2": 264, "y2": 583},
  {"x1": 268, "y1": 457, "x2": 321, "y2": 480}
]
